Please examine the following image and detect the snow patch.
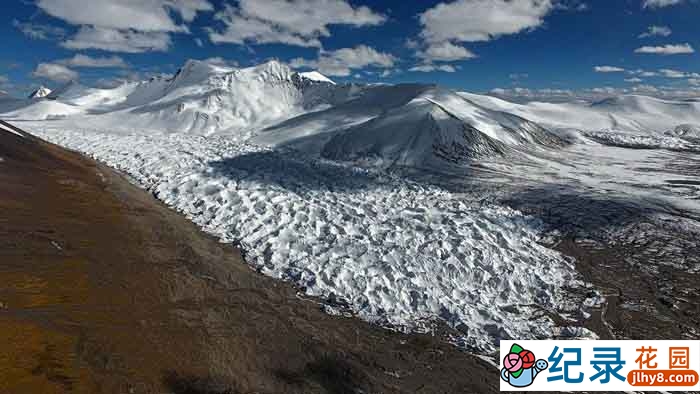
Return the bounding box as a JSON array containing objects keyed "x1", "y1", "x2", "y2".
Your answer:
[{"x1": 300, "y1": 71, "x2": 335, "y2": 85}]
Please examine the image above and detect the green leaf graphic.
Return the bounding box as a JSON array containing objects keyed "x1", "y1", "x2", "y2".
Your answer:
[{"x1": 509, "y1": 344, "x2": 524, "y2": 354}]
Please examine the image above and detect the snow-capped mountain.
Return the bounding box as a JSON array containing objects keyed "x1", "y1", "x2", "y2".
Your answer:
[
  {"x1": 300, "y1": 71, "x2": 336, "y2": 84},
  {"x1": 258, "y1": 86, "x2": 566, "y2": 167},
  {"x1": 3, "y1": 60, "x2": 345, "y2": 136},
  {"x1": 3, "y1": 59, "x2": 700, "y2": 167},
  {"x1": 28, "y1": 86, "x2": 52, "y2": 99},
  {"x1": 460, "y1": 92, "x2": 700, "y2": 135}
]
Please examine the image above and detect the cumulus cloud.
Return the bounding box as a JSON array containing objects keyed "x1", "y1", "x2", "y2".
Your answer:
[
  {"x1": 409, "y1": 64, "x2": 457, "y2": 73},
  {"x1": 58, "y1": 54, "x2": 128, "y2": 68},
  {"x1": 689, "y1": 79, "x2": 700, "y2": 86},
  {"x1": 642, "y1": 0, "x2": 683, "y2": 8},
  {"x1": 62, "y1": 27, "x2": 171, "y2": 53},
  {"x1": 35, "y1": 0, "x2": 212, "y2": 52},
  {"x1": 660, "y1": 69, "x2": 687, "y2": 78},
  {"x1": 200, "y1": 57, "x2": 239, "y2": 68},
  {"x1": 290, "y1": 45, "x2": 395, "y2": 76},
  {"x1": 419, "y1": 0, "x2": 555, "y2": 44},
  {"x1": 32, "y1": 63, "x2": 79, "y2": 82},
  {"x1": 638, "y1": 25, "x2": 672, "y2": 38},
  {"x1": 417, "y1": 41, "x2": 477, "y2": 62},
  {"x1": 35, "y1": 0, "x2": 213, "y2": 32},
  {"x1": 659, "y1": 69, "x2": 700, "y2": 78},
  {"x1": 594, "y1": 66, "x2": 625, "y2": 73},
  {"x1": 628, "y1": 69, "x2": 659, "y2": 77},
  {"x1": 12, "y1": 19, "x2": 66, "y2": 40},
  {"x1": 635, "y1": 43, "x2": 695, "y2": 55},
  {"x1": 625, "y1": 77, "x2": 643, "y2": 83},
  {"x1": 413, "y1": 0, "x2": 561, "y2": 68},
  {"x1": 379, "y1": 69, "x2": 400, "y2": 78},
  {"x1": 208, "y1": 0, "x2": 386, "y2": 48}
]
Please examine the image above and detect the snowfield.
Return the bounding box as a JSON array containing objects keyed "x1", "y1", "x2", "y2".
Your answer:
[{"x1": 4, "y1": 59, "x2": 700, "y2": 351}]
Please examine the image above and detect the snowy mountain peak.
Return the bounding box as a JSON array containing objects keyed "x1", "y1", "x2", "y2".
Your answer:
[
  {"x1": 29, "y1": 86, "x2": 52, "y2": 99},
  {"x1": 299, "y1": 71, "x2": 335, "y2": 85},
  {"x1": 247, "y1": 60, "x2": 295, "y2": 82},
  {"x1": 171, "y1": 60, "x2": 223, "y2": 85}
]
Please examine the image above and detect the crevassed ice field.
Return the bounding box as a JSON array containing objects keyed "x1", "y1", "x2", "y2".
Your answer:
[{"x1": 4, "y1": 60, "x2": 700, "y2": 351}]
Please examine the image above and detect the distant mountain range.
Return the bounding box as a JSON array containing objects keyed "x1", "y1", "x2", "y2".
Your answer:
[{"x1": 3, "y1": 59, "x2": 700, "y2": 168}]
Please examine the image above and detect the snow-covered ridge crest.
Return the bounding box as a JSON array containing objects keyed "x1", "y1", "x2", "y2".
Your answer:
[
  {"x1": 1, "y1": 59, "x2": 340, "y2": 135},
  {"x1": 300, "y1": 71, "x2": 336, "y2": 85},
  {"x1": 29, "y1": 86, "x2": 52, "y2": 99},
  {"x1": 3, "y1": 59, "x2": 700, "y2": 161}
]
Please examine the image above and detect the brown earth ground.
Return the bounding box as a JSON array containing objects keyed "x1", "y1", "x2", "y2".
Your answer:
[{"x1": 0, "y1": 122, "x2": 498, "y2": 393}]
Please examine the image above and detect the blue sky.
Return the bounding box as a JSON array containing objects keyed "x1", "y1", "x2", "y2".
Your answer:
[{"x1": 0, "y1": 0, "x2": 698, "y2": 99}]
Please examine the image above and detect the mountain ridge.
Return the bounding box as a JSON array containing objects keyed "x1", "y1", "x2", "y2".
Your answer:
[{"x1": 3, "y1": 59, "x2": 700, "y2": 167}]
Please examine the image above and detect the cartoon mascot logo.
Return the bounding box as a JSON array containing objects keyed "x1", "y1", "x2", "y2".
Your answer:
[{"x1": 501, "y1": 343, "x2": 549, "y2": 388}]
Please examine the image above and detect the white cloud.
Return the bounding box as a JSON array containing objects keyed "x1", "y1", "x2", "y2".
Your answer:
[
  {"x1": 629, "y1": 69, "x2": 660, "y2": 77},
  {"x1": 689, "y1": 79, "x2": 700, "y2": 86},
  {"x1": 404, "y1": 39, "x2": 420, "y2": 50},
  {"x1": 417, "y1": 41, "x2": 477, "y2": 62},
  {"x1": 642, "y1": 0, "x2": 683, "y2": 8},
  {"x1": 634, "y1": 43, "x2": 695, "y2": 55},
  {"x1": 35, "y1": 0, "x2": 212, "y2": 53},
  {"x1": 660, "y1": 69, "x2": 687, "y2": 78},
  {"x1": 12, "y1": 20, "x2": 66, "y2": 40},
  {"x1": 629, "y1": 84, "x2": 660, "y2": 94},
  {"x1": 638, "y1": 25, "x2": 672, "y2": 38},
  {"x1": 194, "y1": 38, "x2": 204, "y2": 47},
  {"x1": 594, "y1": 66, "x2": 625, "y2": 73},
  {"x1": 59, "y1": 54, "x2": 128, "y2": 68},
  {"x1": 209, "y1": 7, "x2": 321, "y2": 47},
  {"x1": 32, "y1": 63, "x2": 79, "y2": 82},
  {"x1": 200, "y1": 57, "x2": 239, "y2": 68},
  {"x1": 380, "y1": 69, "x2": 399, "y2": 78},
  {"x1": 290, "y1": 45, "x2": 395, "y2": 76},
  {"x1": 0, "y1": 75, "x2": 8, "y2": 84},
  {"x1": 208, "y1": 0, "x2": 385, "y2": 48},
  {"x1": 659, "y1": 69, "x2": 700, "y2": 79},
  {"x1": 509, "y1": 73, "x2": 529, "y2": 80},
  {"x1": 409, "y1": 64, "x2": 457, "y2": 73},
  {"x1": 419, "y1": 0, "x2": 555, "y2": 44},
  {"x1": 489, "y1": 87, "x2": 575, "y2": 101},
  {"x1": 62, "y1": 27, "x2": 171, "y2": 53},
  {"x1": 35, "y1": 0, "x2": 213, "y2": 32},
  {"x1": 625, "y1": 77, "x2": 643, "y2": 83}
]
